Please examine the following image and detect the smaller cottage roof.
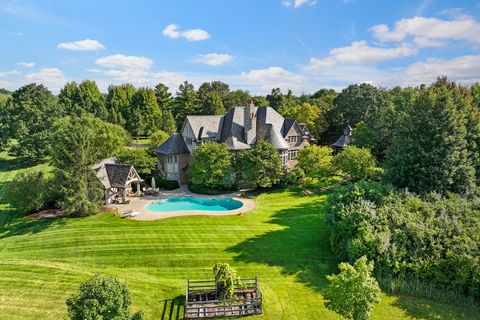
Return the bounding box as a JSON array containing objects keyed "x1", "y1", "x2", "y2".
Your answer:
[
  {"x1": 332, "y1": 122, "x2": 353, "y2": 148},
  {"x1": 104, "y1": 164, "x2": 142, "y2": 188},
  {"x1": 154, "y1": 133, "x2": 189, "y2": 155}
]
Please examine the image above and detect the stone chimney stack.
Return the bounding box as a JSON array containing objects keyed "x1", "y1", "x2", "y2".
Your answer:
[{"x1": 244, "y1": 99, "x2": 257, "y2": 145}]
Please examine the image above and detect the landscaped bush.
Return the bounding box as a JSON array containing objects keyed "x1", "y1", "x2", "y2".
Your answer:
[
  {"x1": 326, "y1": 181, "x2": 480, "y2": 304},
  {"x1": 188, "y1": 182, "x2": 237, "y2": 195},
  {"x1": 3, "y1": 169, "x2": 57, "y2": 214},
  {"x1": 66, "y1": 274, "x2": 143, "y2": 320},
  {"x1": 281, "y1": 166, "x2": 305, "y2": 187},
  {"x1": 297, "y1": 145, "x2": 333, "y2": 181},
  {"x1": 153, "y1": 176, "x2": 179, "y2": 190}
]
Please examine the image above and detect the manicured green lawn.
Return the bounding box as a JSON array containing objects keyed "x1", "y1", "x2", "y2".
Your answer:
[{"x1": 0, "y1": 154, "x2": 476, "y2": 319}]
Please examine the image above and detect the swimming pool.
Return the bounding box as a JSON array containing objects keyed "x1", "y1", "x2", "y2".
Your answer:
[{"x1": 145, "y1": 197, "x2": 243, "y2": 212}]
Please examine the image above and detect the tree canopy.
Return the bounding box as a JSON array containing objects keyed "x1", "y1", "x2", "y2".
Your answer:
[
  {"x1": 324, "y1": 256, "x2": 381, "y2": 320},
  {"x1": 188, "y1": 142, "x2": 233, "y2": 189},
  {"x1": 66, "y1": 274, "x2": 143, "y2": 320},
  {"x1": 236, "y1": 141, "x2": 283, "y2": 188}
]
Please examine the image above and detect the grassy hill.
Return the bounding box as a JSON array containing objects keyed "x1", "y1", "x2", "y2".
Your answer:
[{"x1": 0, "y1": 154, "x2": 476, "y2": 319}]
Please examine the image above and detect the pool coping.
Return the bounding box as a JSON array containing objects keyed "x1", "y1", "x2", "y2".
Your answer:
[{"x1": 115, "y1": 186, "x2": 256, "y2": 221}]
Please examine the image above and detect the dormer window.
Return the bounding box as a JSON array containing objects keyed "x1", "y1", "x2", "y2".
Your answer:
[{"x1": 288, "y1": 136, "x2": 301, "y2": 143}]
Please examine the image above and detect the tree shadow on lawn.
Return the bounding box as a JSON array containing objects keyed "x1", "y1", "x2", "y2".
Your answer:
[
  {"x1": 392, "y1": 295, "x2": 477, "y2": 320},
  {"x1": 0, "y1": 157, "x2": 39, "y2": 172},
  {"x1": 0, "y1": 182, "x2": 66, "y2": 240},
  {"x1": 227, "y1": 195, "x2": 473, "y2": 319},
  {"x1": 227, "y1": 199, "x2": 338, "y2": 293}
]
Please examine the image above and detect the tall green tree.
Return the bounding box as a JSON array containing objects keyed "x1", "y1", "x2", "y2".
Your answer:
[
  {"x1": 129, "y1": 87, "x2": 162, "y2": 136},
  {"x1": 329, "y1": 84, "x2": 393, "y2": 155},
  {"x1": 324, "y1": 256, "x2": 381, "y2": 320},
  {"x1": 266, "y1": 88, "x2": 283, "y2": 110},
  {"x1": 5, "y1": 83, "x2": 61, "y2": 160},
  {"x1": 50, "y1": 114, "x2": 129, "y2": 216},
  {"x1": 173, "y1": 81, "x2": 199, "y2": 129},
  {"x1": 236, "y1": 141, "x2": 283, "y2": 188},
  {"x1": 106, "y1": 84, "x2": 136, "y2": 127},
  {"x1": 58, "y1": 81, "x2": 81, "y2": 116},
  {"x1": 188, "y1": 142, "x2": 233, "y2": 189},
  {"x1": 154, "y1": 83, "x2": 176, "y2": 134},
  {"x1": 77, "y1": 80, "x2": 108, "y2": 120},
  {"x1": 385, "y1": 83, "x2": 475, "y2": 194},
  {"x1": 200, "y1": 91, "x2": 226, "y2": 115},
  {"x1": 224, "y1": 90, "x2": 251, "y2": 110},
  {"x1": 279, "y1": 102, "x2": 320, "y2": 129},
  {"x1": 198, "y1": 81, "x2": 230, "y2": 106}
]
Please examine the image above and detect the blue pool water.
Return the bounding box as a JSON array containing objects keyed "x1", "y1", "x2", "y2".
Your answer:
[{"x1": 145, "y1": 197, "x2": 243, "y2": 212}]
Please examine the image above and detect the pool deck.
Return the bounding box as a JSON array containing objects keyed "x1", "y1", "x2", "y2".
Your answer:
[{"x1": 115, "y1": 186, "x2": 256, "y2": 221}]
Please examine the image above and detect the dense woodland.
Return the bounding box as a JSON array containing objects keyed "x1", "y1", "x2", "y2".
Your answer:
[{"x1": 1, "y1": 77, "x2": 479, "y2": 310}]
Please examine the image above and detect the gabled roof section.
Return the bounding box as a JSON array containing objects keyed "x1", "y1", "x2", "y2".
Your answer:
[
  {"x1": 282, "y1": 119, "x2": 296, "y2": 137},
  {"x1": 154, "y1": 133, "x2": 189, "y2": 155},
  {"x1": 185, "y1": 115, "x2": 222, "y2": 140},
  {"x1": 105, "y1": 164, "x2": 134, "y2": 188}
]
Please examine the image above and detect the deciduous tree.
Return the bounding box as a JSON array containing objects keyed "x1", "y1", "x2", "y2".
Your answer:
[
  {"x1": 66, "y1": 274, "x2": 143, "y2": 320},
  {"x1": 188, "y1": 142, "x2": 233, "y2": 189},
  {"x1": 324, "y1": 256, "x2": 380, "y2": 320}
]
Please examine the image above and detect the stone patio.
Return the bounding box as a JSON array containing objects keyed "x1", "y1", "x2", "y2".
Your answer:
[{"x1": 116, "y1": 185, "x2": 256, "y2": 221}]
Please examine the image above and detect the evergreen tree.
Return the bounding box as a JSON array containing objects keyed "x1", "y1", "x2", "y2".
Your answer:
[
  {"x1": 173, "y1": 81, "x2": 199, "y2": 130},
  {"x1": 201, "y1": 91, "x2": 225, "y2": 115},
  {"x1": 50, "y1": 114, "x2": 129, "y2": 216},
  {"x1": 129, "y1": 87, "x2": 162, "y2": 136},
  {"x1": 154, "y1": 83, "x2": 176, "y2": 134},
  {"x1": 106, "y1": 84, "x2": 136, "y2": 127},
  {"x1": 385, "y1": 83, "x2": 475, "y2": 194}
]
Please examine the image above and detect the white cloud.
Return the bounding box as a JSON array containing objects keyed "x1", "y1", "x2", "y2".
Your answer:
[
  {"x1": 282, "y1": 0, "x2": 317, "y2": 8},
  {"x1": 402, "y1": 55, "x2": 480, "y2": 86},
  {"x1": 25, "y1": 68, "x2": 66, "y2": 92},
  {"x1": 193, "y1": 53, "x2": 233, "y2": 66},
  {"x1": 95, "y1": 54, "x2": 153, "y2": 70},
  {"x1": 57, "y1": 39, "x2": 105, "y2": 51},
  {"x1": 0, "y1": 70, "x2": 21, "y2": 77},
  {"x1": 371, "y1": 16, "x2": 480, "y2": 44},
  {"x1": 306, "y1": 41, "x2": 417, "y2": 68},
  {"x1": 162, "y1": 23, "x2": 210, "y2": 41},
  {"x1": 17, "y1": 62, "x2": 35, "y2": 68},
  {"x1": 239, "y1": 67, "x2": 309, "y2": 91},
  {"x1": 412, "y1": 37, "x2": 445, "y2": 48}
]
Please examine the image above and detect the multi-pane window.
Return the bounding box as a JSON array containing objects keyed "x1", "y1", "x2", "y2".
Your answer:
[
  {"x1": 288, "y1": 136, "x2": 301, "y2": 143},
  {"x1": 288, "y1": 149, "x2": 299, "y2": 161},
  {"x1": 185, "y1": 137, "x2": 193, "y2": 145}
]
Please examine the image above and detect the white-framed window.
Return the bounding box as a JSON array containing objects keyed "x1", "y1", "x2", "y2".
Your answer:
[
  {"x1": 185, "y1": 137, "x2": 193, "y2": 145},
  {"x1": 288, "y1": 149, "x2": 299, "y2": 161},
  {"x1": 287, "y1": 136, "x2": 301, "y2": 143},
  {"x1": 279, "y1": 150, "x2": 288, "y2": 165}
]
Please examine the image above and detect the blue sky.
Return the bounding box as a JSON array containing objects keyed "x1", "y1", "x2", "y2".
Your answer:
[{"x1": 1, "y1": 0, "x2": 480, "y2": 94}]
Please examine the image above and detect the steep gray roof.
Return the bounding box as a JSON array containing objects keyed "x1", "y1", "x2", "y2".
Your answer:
[
  {"x1": 224, "y1": 136, "x2": 251, "y2": 150},
  {"x1": 154, "y1": 133, "x2": 189, "y2": 155},
  {"x1": 333, "y1": 123, "x2": 352, "y2": 148},
  {"x1": 264, "y1": 124, "x2": 289, "y2": 150},
  {"x1": 218, "y1": 107, "x2": 247, "y2": 145},
  {"x1": 186, "y1": 115, "x2": 222, "y2": 140}
]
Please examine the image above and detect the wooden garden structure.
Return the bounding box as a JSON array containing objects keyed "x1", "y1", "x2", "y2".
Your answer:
[{"x1": 184, "y1": 277, "x2": 262, "y2": 318}]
